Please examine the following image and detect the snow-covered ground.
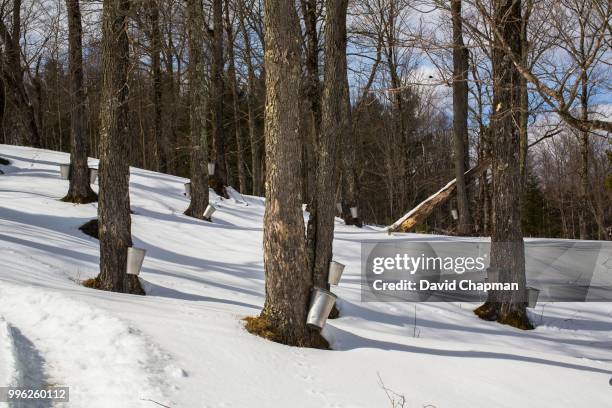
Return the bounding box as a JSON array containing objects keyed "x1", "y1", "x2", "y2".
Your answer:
[{"x1": 0, "y1": 145, "x2": 610, "y2": 408}]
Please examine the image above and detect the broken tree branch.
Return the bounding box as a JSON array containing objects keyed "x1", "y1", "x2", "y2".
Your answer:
[{"x1": 387, "y1": 160, "x2": 491, "y2": 233}]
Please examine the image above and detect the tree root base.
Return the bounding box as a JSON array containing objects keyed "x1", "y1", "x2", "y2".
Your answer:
[
  {"x1": 61, "y1": 190, "x2": 98, "y2": 204},
  {"x1": 474, "y1": 301, "x2": 534, "y2": 330},
  {"x1": 183, "y1": 207, "x2": 213, "y2": 222},
  {"x1": 209, "y1": 175, "x2": 229, "y2": 199},
  {"x1": 243, "y1": 316, "x2": 330, "y2": 349},
  {"x1": 82, "y1": 276, "x2": 145, "y2": 296},
  {"x1": 343, "y1": 217, "x2": 363, "y2": 228}
]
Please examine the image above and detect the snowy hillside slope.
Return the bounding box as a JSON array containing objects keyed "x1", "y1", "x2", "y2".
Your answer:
[{"x1": 0, "y1": 145, "x2": 611, "y2": 407}]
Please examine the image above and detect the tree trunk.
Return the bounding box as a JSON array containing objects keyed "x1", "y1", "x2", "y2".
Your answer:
[
  {"x1": 451, "y1": 0, "x2": 472, "y2": 235},
  {"x1": 162, "y1": 28, "x2": 178, "y2": 174},
  {"x1": 255, "y1": 0, "x2": 325, "y2": 348},
  {"x1": 62, "y1": 0, "x2": 97, "y2": 204},
  {"x1": 578, "y1": 41, "x2": 589, "y2": 240},
  {"x1": 299, "y1": 0, "x2": 320, "y2": 209},
  {"x1": 474, "y1": 0, "x2": 531, "y2": 330},
  {"x1": 0, "y1": 0, "x2": 41, "y2": 147},
  {"x1": 518, "y1": 7, "x2": 529, "y2": 185},
  {"x1": 149, "y1": 0, "x2": 166, "y2": 173},
  {"x1": 184, "y1": 0, "x2": 210, "y2": 220},
  {"x1": 238, "y1": 1, "x2": 264, "y2": 196},
  {"x1": 94, "y1": 0, "x2": 144, "y2": 295},
  {"x1": 307, "y1": 0, "x2": 349, "y2": 308},
  {"x1": 225, "y1": 0, "x2": 248, "y2": 194},
  {"x1": 211, "y1": 0, "x2": 228, "y2": 195}
]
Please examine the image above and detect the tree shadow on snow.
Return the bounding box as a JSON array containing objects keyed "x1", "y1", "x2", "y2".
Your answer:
[
  {"x1": 325, "y1": 324, "x2": 612, "y2": 375},
  {"x1": 142, "y1": 279, "x2": 260, "y2": 309}
]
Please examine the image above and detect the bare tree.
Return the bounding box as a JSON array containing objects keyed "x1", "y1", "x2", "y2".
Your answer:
[
  {"x1": 307, "y1": 0, "x2": 350, "y2": 317},
  {"x1": 93, "y1": 0, "x2": 144, "y2": 295},
  {"x1": 184, "y1": 0, "x2": 210, "y2": 220},
  {"x1": 0, "y1": 0, "x2": 41, "y2": 147},
  {"x1": 249, "y1": 0, "x2": 325, "y2": 348},
  {"x1": 299, "y1": 0, "x2": 321, "y2": 208},
  {"x1": 238, "y1": 0, "x2": 265, "y2": 196},
  {"x1": 62, "y1": 0, "x2": 97, "y2": 204},
  {"x1": 450, "y1": 0, "x2": 471, "y2": 234},
  {"x1": 148, "y1": 0, "x2": 167, "y2": 173},
  {"x1": 225, "y1": 0, "x2": 248, "y2": 194},
  {"x1": 465, "y1": 0, "x2": 611, "y2": 134},
  {"x1": 210, "y1": 0, "x2": 229, "y2": 195},
  {"x1": 474, "y1": 0, "x2": 531, "y2": 329}
]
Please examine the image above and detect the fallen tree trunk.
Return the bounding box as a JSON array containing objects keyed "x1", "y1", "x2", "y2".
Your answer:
[{"x1": 387, "y1": 160, "x2": 491, "y2": 233}]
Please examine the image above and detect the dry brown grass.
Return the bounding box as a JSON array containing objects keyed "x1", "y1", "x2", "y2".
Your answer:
[{"x1": 243, "y1": 316, "x2": 330, "y2": 349}]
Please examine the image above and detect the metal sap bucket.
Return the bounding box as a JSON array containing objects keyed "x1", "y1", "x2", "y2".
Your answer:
[
  {"x1": 127, "y1": 247, "x2": 146, "y2": 276},
  {"x1": 451, "y1": 209, "x2": 458, "y2": 220},
  {"x1": 184, "y1": 182, "x2": 191, "y2": 197},
  {"x1": 89, "y1": 168, "x2": 98, "y2": 185},
  {"x1": 203, "y1": 204, "x2": 216, "y2": 219},
  {"x1": 527, "y1": 287, "x2": 540, "y2": 308},
  {"x1": 328, "y1": 261, "x2": 345, "y2": 285},
  {"x1": 59, "y1": 164, "x2": 70, "y2": 180},
  {"x1": 208, "y1": 162, "x2": 215, "y2": 175},
  {"x1": 306, "y1": 287, "x2": 337, "y2": 330},
  {"x1": 335, "y1": 203, "x2": 342, "y2": 214},
  {"x1": 350, "y1": 206, "x2": 358, "y2": 218}
]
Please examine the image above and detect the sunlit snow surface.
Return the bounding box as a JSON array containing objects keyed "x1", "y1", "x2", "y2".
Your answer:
[{"x1": 0, "y1": 145, "x2": 610, "y2": 408}]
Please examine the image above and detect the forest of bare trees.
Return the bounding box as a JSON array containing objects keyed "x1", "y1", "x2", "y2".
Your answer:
[
  {"x1": 0, "y1": 0, "x2": 609, "y2": 336},
  {"x1": 1, "y1": 0, "x2": 608, "y2": 238}
]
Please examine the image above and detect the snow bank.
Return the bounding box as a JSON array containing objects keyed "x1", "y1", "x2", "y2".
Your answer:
[
  {"x1": 0, "y1": 284, "x2": 170, "y2": 408},
  {"x1": 1, "y1": 145, "x2": 611, "y2": 408},
  {"x1": 0, "y1": 317, "x2": 18, "y2": 388}
]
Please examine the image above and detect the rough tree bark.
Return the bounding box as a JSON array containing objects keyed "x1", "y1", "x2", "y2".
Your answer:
[
  {"x1": 238, "y1": 1, "x2": 264, "y2": 196},
  {"x1": 93, "y1": 0, "x2": 144, "y2": 295},
  {"x1": 225, "y1": 0, "x2": 248, "y2": 194},
  {"x1": 250, "y1": 0, "x2": 326, "y2": 348},
  {"x1": 518, "y1": 2, "x2": 530, "y2": 185},
  {"x1": 184, "y1": 0, "x2": 210, "y2": 220},
  {"x1": 62, "y1": 0, "x2": 97, "y2": 204},
  {"x1": 300, "y1": 0, "x2": 320, "y2": 208},
  {"x1": 0, "y1": 0, "x2": 41, "y2": 147},
  {"x1": 474, "y1": 0, "x2": 532, "y2": 329},
  {"x1": 162, "y1": 27, "x2": 178, "y2": 174},
  {"x1": 306, "y1": 0, "x2": 349, "y2": 318},
  {"x1": 149, "y1": 0, "x2": 167, "y2": 173},
  {"x1": 451, "y1": 0, "x2": 472, "y2": 235},
  {"x1": 577, "y1": 11, "x2": 590, "y2": 240},
  {"x1": 578, "y1": 72, "x2": 589, "y2": 240},
  {"x1": 210, "y1": 0, "x2": 228, "y2": 196}
]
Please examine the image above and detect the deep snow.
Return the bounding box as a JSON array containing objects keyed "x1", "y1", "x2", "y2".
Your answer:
[{"x1": 0, "y1": 145, "x2": 611, "y2": 408}]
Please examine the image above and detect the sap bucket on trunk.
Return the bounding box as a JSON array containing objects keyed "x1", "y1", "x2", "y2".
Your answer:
[
  {"x1": 89, "y1": 168, "x2": 98, "y2": 185},
  {"x1": 527, "y1": 287, "x2": 540, "y2": 308},
  {"x1": 328, "y1": 261, "x2": 345, "y2": 285},
  {"x1": 203, "y1": 204, "x2": 216, "y2": 219},
  {"x1": 184, "y1": 182, "x2": 191, "y2": 197},
  {"x1": 335, "y1": 203, "x2": 342, "y2": 214},
  {"x1": 59, "y1": 164, "x2": 70, "y2": 180},
  {"x1": 350, "y1": 206, "x2": 358, "y2": 219},
  {"x1": 306, "y1": 288, "x2": 337, "y2": 330},
  {"x1": 127, "y1": 247, "x2": 146, "y2": 276},
  {"x1": 208, "y1": 162, "x2": 215, "y2": 175}
]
